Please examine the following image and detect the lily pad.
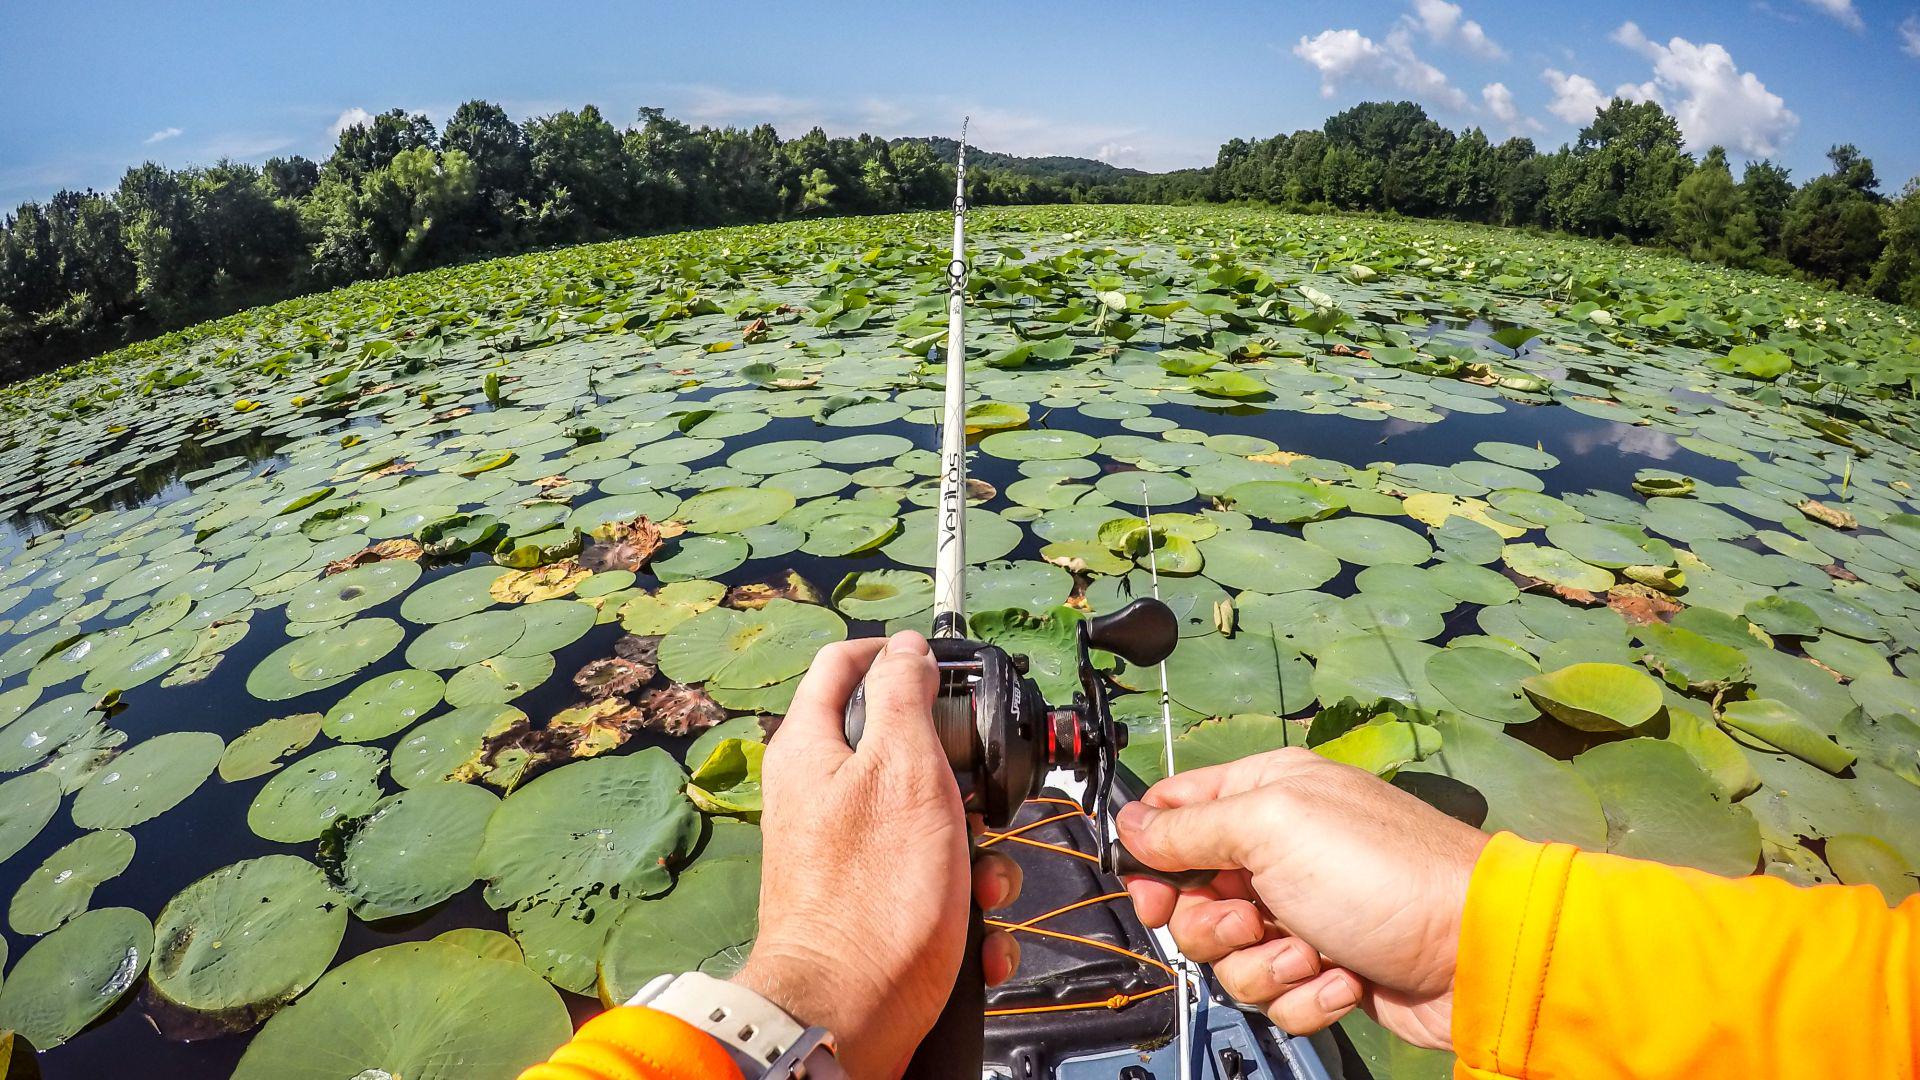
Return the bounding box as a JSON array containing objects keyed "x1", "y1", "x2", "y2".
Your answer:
[
  {"x1": 323, "y1": 668, "x2": 447, "y2": 742},
  {"x1": 1719, "y1": 698, "x2": 1857, "y2": 774},
  {"x1": 833, "y1": 569, "x2": 935, "y2": 621},
  {"x1": 391, "y1": 704, "x2": 524, "y2": 788},
  {"x1": 1425, "y1": 646, "x2": 1540, "y2": 724},
  {"x1": 248, "y1": 745, "x2": 387, "y2": 842},
  {"x1": 148, "y1": 855, "x2": 347, "y2": 1019},
  {"x1": 597, "y1": 851, "x2": 760, "y2": 1005},
  {"x1": 1572, "y1": 738, "x2": 1760, "y2": 876},
  {"x1": 405, "y1": 609, "x2": 527, "y2": 671},
  {"x1": 1133, "y1": 631, "x2": 1315, "y2": 717},
  {"x1": 659, "y1": 599, "x2": 846, "y2": 690},
  {"x1": 284, "y1": 561, "x2": 420, "y2": 624},
  {"x1": 0, "y1": 772, "x2": 64, "y2": 865},
  {"x1": 1396, "y1": 712, "x2": 1607, "y2": 848},
  {"x1": 1501, "y1": 543, "x2": 1613, "y2": 591},
  {"x1": 9, "y1": 829, "x2": 136, "y2": 935},
  {"x1": 1302, "y1": 517, "x2": 1432, "y2": 566},
  {"x1": 246, "y1": 617, "x2": 405, "y2": 701},
  {"x1": 477, "y1": 750, "x2": 703, "y2": 908},
  {"x1": 676, "y1": 486, "x2": 796, "y2": 534},
  {"x1": 70, "y1": 730, "x2": 223, "y2": 829},
  {"x1": 446, "y1": 653, "x2": 556, "y2": 707},
  {"x1": 1521, "y1": 663, "x2": 1663, "y2": 732},
  {"x1": 1197, "y1": 530, "x2": 1341, "y2": 593},
  {"x1": 231, "y1": 940, "x2": 571, "y2": 1080},
  {"x1": 0, "y1": 906, "x2": 152, "y2": 1048},
  {"x1": 1311, "y1": 633, "x2": 1443, "y2": 711},
  {"x1": 336, "y1": 783, "x2": 501, "y2": 919},
  {"x1": 399, "y1": 566, "x2": 508, "y2": 624}
]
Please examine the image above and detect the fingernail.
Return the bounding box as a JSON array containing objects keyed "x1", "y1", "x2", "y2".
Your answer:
[
  {"x1": 1316, "y1": 975, "x2": 1360, "y2": 1012},
  {"x1": 1226, "y1": 909, "x2": 1264, "y2": 949},
  {"x1": 1271, "y1": 946, "x2": 1315, "y2": 985},
  {"x1": 887, "y1": 630, "x2": 929, "y2": 655},
  {"x1": 1115, "y1": 801, "x2": 1154, "y2": 835}
]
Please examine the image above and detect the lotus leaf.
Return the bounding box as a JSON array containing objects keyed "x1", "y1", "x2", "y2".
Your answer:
[
  {"x1": 248, "y1": 745, "x2": 387, "y2": 842},
  {"x1": 1425, "y1": 646, "x2": 1540, "y2": 724},
  {"x1": 324, "y1": 668, "x2": 446, "y2": 742},
  {"x1": 676, "y1": 486, "x2": 796, "y2": 534},
  {"x1": 149, "y1": 855, "x2": 346, "y2": 1017},
  {"x1": 597, "y1": 852, "x2": 760, "y2": 1005},
  {"x1": 246, "y1": 617, "x2": 405, "y2": 701},
  {"x1": 405, "y1": 608, "x2": 527, "y2": 670},
  {"x1": 477, "y1": 750, "x2": 703, "y2": 907},
  {"x1": 1521, "y1": 663, "x2": 1663, "y2": 732},
  {"x1": 1303, "y1": 516, "x2": 1432, "y2": 566},
  {"x1": 1572, "y1": 739, "x2": 1760, "y2": 876},
  {"x1": 285, "y1": 561, "x2": 420, "y2": 624},
  {"x1": 400, "y1": 565, "x2": 509, "y2": 624},
  {"x1": 9, "y1": 829, "x2": 135, "y2": 935},
  {"x1": 70, "y1": 730, "x2": 223, "y2": 829},
  {"x1": 686, "y1": 739, "x2": 764, "y2": 817},
  {"x1": 1823, "y1": 834, "x2": 1918, "y2": 903},
  {"x1": 337, "y1": 783, "x2": 501, "y2": 919},
  {"x1": 446, "y1": 653, "x2": 556, "y2": 707},
  {"x1": 0, "y1": 772, "x2": 64, "y2": 864},
  {"x1": 231, "y1": 941, "x2": 571, "y2": 1080},
  {"x1": 659, "y1": 599, "x2": 846, "y2": 690},
  {"x1": 833, "y1": 570, "x2": 935, "y2": 621},
  {"x1": 391, "y1": 704, "x2": 524, "y2": 788},
  {"x1": 1719, "y1": 699, "x2": 1857, "y2": 774},
  {"x1": 620, "y1": 580, "x2": 726, "y2": 635},
  {"x1": 0, "y1": 906, "x2": 151, "y2": 1048}
]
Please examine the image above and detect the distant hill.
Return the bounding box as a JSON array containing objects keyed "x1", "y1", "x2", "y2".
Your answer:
[{"x1": 893, "y1": 136, "x2": 1151, "y2": 184}]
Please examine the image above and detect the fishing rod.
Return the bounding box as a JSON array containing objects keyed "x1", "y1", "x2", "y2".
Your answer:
[{"x1": 843, "y1": 122, "x2": 1184, "y2": 1078}]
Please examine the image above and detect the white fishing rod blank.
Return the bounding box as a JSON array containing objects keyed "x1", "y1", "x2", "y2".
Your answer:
[{"x1": 931, "y1": 118, "x2": 970, "y2": 639}]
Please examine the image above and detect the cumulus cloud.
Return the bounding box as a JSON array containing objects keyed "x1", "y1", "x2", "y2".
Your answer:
[
  {"x1": 1611, "y1": 22, "x2": 1798, "y2": 156},
  {"x1": 1292, "y1": 25, "x2": 1468, "y2": 110},
  {"x1": 1801, "y1": 0, "x2": 1864, "y2": 30},
  {"x1": 329, "y1": 107, "x2": 373, "y2": 137},
  {"x1": 1541, "y1": 69, "x2": 1609, "y2": 125},
  {"x1": 143, "y1": 127, "x2": 182, "y2": 145},
  {"x1": 1481, "y1": 82, "x2": 1542, "y2": 133},
  {"x1": 1408, "y1": 0, "x2": 1505, "y2": 58},
  {"x1": 1901, "y1": 14, "x2": 1920, "y2": 57}
]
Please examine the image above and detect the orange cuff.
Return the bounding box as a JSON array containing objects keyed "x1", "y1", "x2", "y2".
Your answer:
[
  {"x1": 518, "y1": 1006, "x2": 746, "y2": 1080},
  {"x1": 1451, "y1": 831, "x2": 1575, "y2": 1080}
]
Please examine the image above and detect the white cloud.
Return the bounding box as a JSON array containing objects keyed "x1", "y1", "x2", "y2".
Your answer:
[
  {"x1": 328, "y1": 107, "x2": 373, "y2": 138},
  {"x1": 1408, "y1": 0, "x2": 1504, "y2": 58},
  {"x1": 1480, "y1": 82, "x2": 1542, "y2": 133},
  {"x1": 1801, "y1": 0, "x2": 1864, "y2": 30},
  {"x1": 1541, "y1": 68, "x2": 1609, "y2": 125},
  {"x1": 1901, "y1": 14, "x2": 1920, "y2": 57},
  {"x1": 143, "y1": 127, "x2": 182, "y2": 145},
  {"x1": 1610, "y1": 22, "x2": 1798, "y2": 156},
  {"x1": 1292, "y1": 26, "x2": 1468, "y2": 111}
]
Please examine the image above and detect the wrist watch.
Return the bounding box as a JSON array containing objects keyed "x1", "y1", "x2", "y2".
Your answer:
[{"x1": 627, "y1": 971, "x2": 847, "y2": 1079}]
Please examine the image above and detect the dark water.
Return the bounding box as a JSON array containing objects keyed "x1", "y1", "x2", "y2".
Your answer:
[{"x1": 1, "y1": 382, "x2": 1745, "y2": 1077}]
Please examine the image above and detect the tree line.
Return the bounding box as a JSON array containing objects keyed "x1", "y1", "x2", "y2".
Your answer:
[
  {"x1": 2, "y1": 95, "x2": 1915, "y2": 383},
  {"x1": 0, "y1": 103, "x2": 1148, "y2": 380},
  {"x1": 1199, "y1": 99, "x2": 1920, "y2": 309}
]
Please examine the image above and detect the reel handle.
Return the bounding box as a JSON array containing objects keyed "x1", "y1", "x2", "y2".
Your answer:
[
  {"x1": 1086, "y1": 598, "x2": 1179, "y2": 667},
  {"x1": 1106, "y1": 837, "x2": 1218, "y2": 890},
  {"x1": 904, "y1": 897, "x2": 987, "y2": 1078}
]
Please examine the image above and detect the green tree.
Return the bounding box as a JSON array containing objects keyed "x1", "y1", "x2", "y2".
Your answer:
[
  {"x1": 1868, "y1": 179, "x2": 1920, "y2": 307},
  {"x1": 1782, "y1": 145, "x2": 1887, "y2": 288},
  {"x1": 1738, "y1": 160, "x2": 1794, "y2": 254},
  {"x1": 524, "y1": 106, "x2": 628, "y2": 240},
  {"x1": 1446, "y1": 128, "x2": 1498, "y2": 222},
  {"x1": 442, "y1": 100, "x2": 529, "y2": 237},
  {"x1": 262, "y1": 156, "x2": 320, "y2": 201},
  {"x1": 1668, "y1": 147, "x2": 1759, "y2": 266},
  {"x1": 325, "y1": 109, "x2": 437, "y2": 183},
  {"x1": 1547, "y1": 99, "x2": 1690, "y2": 241},
  {"x1": 358, "y1": 147, "x2": 481, "y2": 274}
]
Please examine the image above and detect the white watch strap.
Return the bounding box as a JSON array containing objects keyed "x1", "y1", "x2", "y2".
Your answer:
[{"x1": 630, "y1": 971, "x2": 815, "y2": 1072}]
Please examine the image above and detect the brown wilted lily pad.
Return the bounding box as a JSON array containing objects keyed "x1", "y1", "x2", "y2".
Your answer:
[
  {"x1": 638, "y1": 683, "x2": 726, "y2": 735},
  {"x1": 574, "y1": 657, "x2": 653, "y2": 698},
  {"x1": 614, "y1": 635, "x2": 662, "y2": 666},
  {"x1": 726, "y1": 571, "x2": 823, "y2": 610},
  {"x1": 581, "y1": 517, "x2": 682, "y2": 572},
  {"x1": 490, "y1": 561, "x2": 590, "y2": 604},
  {"x1": 325, "y1": 539, "x2": 424, "y2": 576},
  {"x1": 1797, "y1": 499, "x2": 1856, "y2": 529}
]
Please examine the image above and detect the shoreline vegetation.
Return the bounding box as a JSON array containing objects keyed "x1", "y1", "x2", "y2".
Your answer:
[{"x1": 2, "y1": 97, "x2": 1917, "y2": 386}]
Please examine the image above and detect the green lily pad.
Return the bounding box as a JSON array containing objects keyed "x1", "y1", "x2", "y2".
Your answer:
[
  {"x1": 686, "y1": 739, "x2": 764, "y2": 817},
  {"x1": 446, "y1": 653, "x2": 556, "y2": 708},
  {"x1": 1120, "y1": 713, "x2": 1306, "y2": 788},
  {"x1": 399, "y1": 566, "x2": 508, "y2": 624},
  {"x1": 1635, "y1": 623, "x2": 1750, "y2": 692},
  {"x1": 798, "y1": 510, "x2": 900, "y2": 556},
  {"x1": 966, "y1": 561, "x2": 1074, "y2": 614},
  {"x1": 1521, "y1": 663, "x2": 1663, "y2": 732},
  {"x1": 652, "y1": 533, "x2": 750, "y2": 581},
  {"x1": 0, "y1": 771, "x2": 64, "y2": 865},
  {"x1": 246, "y1": 617, "x2": 406, "y2": 701},
  {"x1": 1302, "y1": 517, "x2": 1432, "y2": 566},
  {"x1": 1198, "y1": 530, "x2": 1341, "y2": 593},
  {"x1": 1571, "y1": 739, "x2": 1760, "y2": 876},
  {"x1": 9, "y1": 829, "x2": 136, "y2": 935},
  {"x1": 1719, "y1": 699, "x2": 1857, "y2": 774},
  {"x1": 676, "y1": 486, "x2": 796, "y2": 534},
  {"x1": 1396, "y1": 712, "x2": 1608, "y2": 848},
  {"x1": 405, "y1": 609, "x2": 527, "y2": 671},
  {"x1": 324, "y1": 668, "x2": 447, "y2": 742},
  {"x1": 619, "y1": 580, "x2": 727, "y2": 635},
  {"x1": 1744, "y1": 595, "x2": 1821, "y2": 637},
  {"x1": 1223, "y1": 480, "x2": 1345, "y2": 524},
  {"x1": 148, "y1": 855, "x2": 346, "y2": 1019},
  {"x1": 1313, "y1": 719, "x2": 1442, "y2": 776},
  {"x1": 659, "y1": 600, "x2": 846, "y2": 690},
  {"x1": 70, "y1": 730, "x2": 223, "y2": 829},
  {"x1": 336, "y1": 784, "x2": 501, "y2": 919},
  {"x1": 477, "y1": 750, "x2": 703, "y2": 908},
  {"x1": 0, "y1": 906, "x2": 152, "y2": 1048},
  {"x1": 1824, "y1": 834, "x2": 1918, "y2": 903},
  {"x1": 391, "y1": 704, "x2": 523, "y2": 789},
  {"x1": 1425, "y1": 646, "x2": 1541, "y2": 724},
  {"x1": 1501, "y1": 543, "x2": 1613, "y2": 591},
  {"x1": 1312, "y1": 632, "x2": 1443, "y2": 711},
  {"x1": 597, "y1": 851, "x2": 760, "y2": 1005},
  {"x1": 980, "y1": 428, "x2": 1099, "y2": 461},
  {"x1": 832, "y1": 570, "x2": 935, "y2": 621},
  {"x1": 881, "y1": 507, "x2": 1023, "y2": 566},
  {"x1": 231, "y1": 940, "x2": 571, "y2": 1080},
  {"x1": 248, "y1": 745, "x2": 387, "y2": 842},
  {"x1": 1127, "y1": 631, "x2": 1314, "y2": 717},
  {"x1": 219, "y1": 712, "x2": 325, "y2": 782},
  {"x1": 284, "y1": 561, "x2": 421, "y2": 624}
]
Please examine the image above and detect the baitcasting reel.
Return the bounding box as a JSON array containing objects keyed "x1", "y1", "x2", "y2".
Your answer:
[{"x1": 844, "y1": 597, "x2": 1180, "y2": 870}]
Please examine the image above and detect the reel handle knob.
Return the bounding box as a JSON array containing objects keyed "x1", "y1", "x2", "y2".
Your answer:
[
  {"x1": 1106, "y1": 838, "x2": 1218, "y2": 890},
  {"x1": 1086, "y1": 598, "x2": 1179, "y2": 667}
]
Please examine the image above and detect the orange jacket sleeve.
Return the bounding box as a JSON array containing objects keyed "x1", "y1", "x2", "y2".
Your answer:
[
  {"x1": 518, "y1": 1005, "x2": 744, "y2": 1080},
  {"x1": 1452, "y1": 831, "x2": 1920, "y2": 1080}
]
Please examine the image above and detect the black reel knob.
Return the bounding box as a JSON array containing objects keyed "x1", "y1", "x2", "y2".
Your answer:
[{"x1": 1085, "y1": 598, "x2": 1179, "y2": 667}]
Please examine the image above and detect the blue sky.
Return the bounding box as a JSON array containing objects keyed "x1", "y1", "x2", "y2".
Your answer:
[{"x1": 3, "y1": 0, "x2": 1918, "y2": 208}]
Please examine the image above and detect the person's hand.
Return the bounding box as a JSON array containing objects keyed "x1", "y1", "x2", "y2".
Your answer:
[
  {"x1": 733, "y1": 632, "x2": 1023, "y2": 1080},
  {"x1": 1117, "y1": 747, "x2": 1489, "y2": 1050}
]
